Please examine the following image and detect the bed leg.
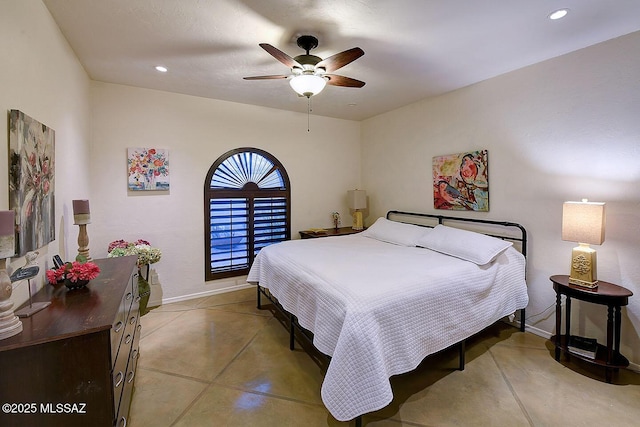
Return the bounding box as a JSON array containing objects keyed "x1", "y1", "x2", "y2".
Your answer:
[
  {"x1": 520, "y1": 308, "x2": 526, "y2": 332},
  {"x1": 355, "y1": 415, "x2": 362, "y2": 427},
  {"x1": 458, "y1": 340, "x2": 466, "y2": 371},
  {"x1": 289, "y1": 314, "x2": 295, "y2": 350},
  {"x1": 256, "y1": 285, "x2": 261, "y2": 309}
]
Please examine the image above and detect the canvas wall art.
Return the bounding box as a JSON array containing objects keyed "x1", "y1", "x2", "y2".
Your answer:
[
  {"x1": 432, "y1": 149, "x2": 489, "y2": 211},
  {"x1": 8, "y1": 110, "x2": 56, "y2": 256},
  {"x1": 127, "y1": 148, "x2": 169, "y2": 191}
]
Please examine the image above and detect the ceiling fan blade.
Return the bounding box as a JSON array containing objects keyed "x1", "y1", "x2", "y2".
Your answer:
[
  {"x1": 259, "y1": 43, "x2": 302, "y2": 69},
  {"x1": 243, "y1": 75, "x2": 289, "y2": 80},
  {"x1": 316, "y1": 47, "x2": 364, "y2": 72},
  {"x1": 325, "y1": 74, "x2": 366, "y2": 88}
]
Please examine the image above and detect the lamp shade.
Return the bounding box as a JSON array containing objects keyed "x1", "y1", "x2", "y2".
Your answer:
[
  {"x1": 347, "y1": 190, "x2": 367, "y2": 210},
  {"x1": 562, "y1": 201, "x2": 605, "y2": 245},
  {"x1": 289, "y1": 74, "x2": 327, "y2": 97}
]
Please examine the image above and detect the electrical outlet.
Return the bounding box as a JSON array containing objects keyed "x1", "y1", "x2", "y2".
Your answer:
[{"x1": 150, "y1": 271, "x2": 159, "y2": 285}]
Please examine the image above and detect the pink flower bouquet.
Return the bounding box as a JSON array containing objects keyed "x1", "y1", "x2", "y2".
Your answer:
[{"x1": 46, "y1": 257, "x2": 100, "y2": 285}]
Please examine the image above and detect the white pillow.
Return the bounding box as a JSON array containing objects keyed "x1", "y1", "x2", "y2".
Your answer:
[
  {"x1": 361, "y1": 217, "x2": 430, "y2": 246},
  {"x1": 416, "y1": 224, "x2": 512, "y2": 265}
]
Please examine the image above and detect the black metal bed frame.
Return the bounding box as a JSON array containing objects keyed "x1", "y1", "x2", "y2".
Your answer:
[{"x1": 255, "y1": 210, "x2": 528, "y2": 426}]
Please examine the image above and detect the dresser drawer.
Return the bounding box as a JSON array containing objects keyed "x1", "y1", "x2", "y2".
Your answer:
[
  {"x1": 111, "y1": 285, "x2": 135, "y2": 363},
  {"x1": 116, "y1": 317, "x2": 141, "y2": 427},
  {"x1": 110, "y1": 309, "x2": 126, "y2": 363},
  {"x1": 112, "y1": 343, "x2": 129, "y2": 413}
]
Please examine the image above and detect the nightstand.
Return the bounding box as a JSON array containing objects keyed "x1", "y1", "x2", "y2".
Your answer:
[
  {"x1": 550, "y1": 274, "x2": 633, "y2": 383},
  {"x1": 299, "y1": 226, "x2": 364, "y2": 239}
]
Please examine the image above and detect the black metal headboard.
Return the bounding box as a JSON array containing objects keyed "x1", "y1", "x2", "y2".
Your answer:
[{"x1": 386, "y1": 210, "x2": 528, "y2": 258}]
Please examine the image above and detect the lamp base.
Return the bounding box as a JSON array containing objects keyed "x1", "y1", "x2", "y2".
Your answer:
[
  {"x1": 569, "y1": 244, "x2": 598, "y2": 289},
  {"x1": 0, "y1": 266, "x2": 23, "y2": 340},
  {"x1": 0, "y1": 315, "x2": 22, "y2": 340},
  {"x1": 352, "y1": 211, "x2": 363, "y2": 230},
  {"x1": 568, "y1": 277, "x2": 598, "y2": 289}
]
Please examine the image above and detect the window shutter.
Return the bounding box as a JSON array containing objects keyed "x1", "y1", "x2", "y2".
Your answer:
[
  {"x1": 209, "y1": 198, "x2": 249, "y2": 274},
  {"x1": 254, "y1": 197, "x2": 287, "y2": 254},
  {"x1": 205, "y1": 148, "x2": 290, "y2": 281}
]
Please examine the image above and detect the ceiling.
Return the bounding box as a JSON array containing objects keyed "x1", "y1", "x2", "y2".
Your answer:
[{"x1": 42, "y1": 0, "x2": 640, "y2": 121}]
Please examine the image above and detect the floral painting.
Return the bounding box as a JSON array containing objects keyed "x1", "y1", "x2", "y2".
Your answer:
[
  {"x1": 127, "y1": 148, "x2": 169, "y2": 191},
  {"x1": 8, "y1": 110, "x2": 56, "y2": 256},
  {"x1": 433, "y1": 150, "x2": 489, "y2": 211}
]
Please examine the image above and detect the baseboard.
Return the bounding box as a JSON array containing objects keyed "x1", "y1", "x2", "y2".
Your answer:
[
  {"x1": 150, "y1": 282, "x2": 254, "y2": 306},
  {"x1": 521, "y1": 323, "x2": 553, "y2": 340},
  {"x1": 500, "y1": 316, "x2": 550, "y2": 338}
]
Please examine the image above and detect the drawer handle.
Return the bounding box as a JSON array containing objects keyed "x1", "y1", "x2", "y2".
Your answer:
[
  {"x1": 127, "y1": 370, "x2": 135, "y2": 384},
  {"x1": 125, "y1": 334, "x2": 133, "y2": 345},
  {"x1": 129, "y1": 315, "x2": 137, "y2": 325},
  {"x1": 135, "y1": 296, "x2": 141, "y2": 303},
  {"x1": 114, "y1": 371, "x2": 124, "y2": 388},
  {"x1": 132, "y1": 349, "x2": 138, "y2": 360},
  {"x1": 118, "y1": 416, "x2": 127, "y2": 427},
  {"x1": 114, "y1": 321, "x2": 124, "y2": 333},
  {"x1": 126, "y1": 292, "x2": 133, "y2": 301},
  {"x1": 137, "y1": 325, "x2": 142, "y2": 332}
]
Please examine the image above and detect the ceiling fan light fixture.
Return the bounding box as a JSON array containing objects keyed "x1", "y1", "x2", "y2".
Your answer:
[{"x1": 289, "y1": 74, "x2": 327, "y2": 97}]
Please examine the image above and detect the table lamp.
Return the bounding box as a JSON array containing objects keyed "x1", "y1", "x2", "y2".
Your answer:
[
  {"x1": 73, "y1": 199, "x2": 92, "y2": 261},
  {"x1": 561, "y1": 200, "x2": 605, "y2": 288},
  {"x1": 347, "y1": 190, "x2": 366, "y2": 230},
  {"x1": 0, "y1": 210, "x2": 23, "y2": 339}
]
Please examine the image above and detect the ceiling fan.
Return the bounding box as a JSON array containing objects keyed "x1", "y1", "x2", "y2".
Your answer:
[{"x1": 243, "y1": 35, "x2": 365, "y2": 98}]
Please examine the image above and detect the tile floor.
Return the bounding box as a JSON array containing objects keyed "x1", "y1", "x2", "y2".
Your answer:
[{"x1": 129, "y1": 288, "x2": 640, "y2": 426}]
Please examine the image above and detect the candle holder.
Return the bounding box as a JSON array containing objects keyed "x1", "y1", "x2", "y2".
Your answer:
[
  {"x1": 77, "y1": 224, "x2": 91, "y2": 261},
  {"x1": 73, "y1": 200, "x2": 92, "y2": 261}
]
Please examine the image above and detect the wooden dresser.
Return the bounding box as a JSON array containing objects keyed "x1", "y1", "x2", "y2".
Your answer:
[{"x1": 0, "y1": 255, "x2": 140, "y2": 427}]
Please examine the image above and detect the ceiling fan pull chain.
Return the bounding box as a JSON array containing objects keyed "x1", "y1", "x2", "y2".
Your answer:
[{"x1": 307, "y1": 97, "x2": 311, "y2": 132}]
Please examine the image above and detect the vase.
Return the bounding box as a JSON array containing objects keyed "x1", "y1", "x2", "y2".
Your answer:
[
  {"x1": 65, "y1": 279, "x2": 89, "y2": 290},
  {"x1": 138, "y1": 273, "x2": 151, "y2": 316}
]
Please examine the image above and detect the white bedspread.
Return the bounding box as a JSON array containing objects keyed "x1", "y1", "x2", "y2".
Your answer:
[{"x1": 247, "y1": 234, "x2": 528, "y2": 421}]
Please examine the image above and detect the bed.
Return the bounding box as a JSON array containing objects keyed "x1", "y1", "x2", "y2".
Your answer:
[{"x1": 247, "y1": 211, "x2": 528, "y2": 422}]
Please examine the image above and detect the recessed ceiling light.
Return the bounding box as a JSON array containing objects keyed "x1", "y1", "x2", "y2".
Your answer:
[
  {"x1": 549, "y1": 9, "x2": 569, "y2": 20},
  {"x1": 155, "y1": 65, "x2": 168, "y2": 73}
]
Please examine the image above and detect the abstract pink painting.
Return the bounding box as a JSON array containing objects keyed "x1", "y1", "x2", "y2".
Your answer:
[{"x1": 433, "y1": 150, "x2": 489, "y2": 211}]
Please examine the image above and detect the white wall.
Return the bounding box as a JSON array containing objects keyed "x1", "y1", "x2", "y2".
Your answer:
[
  {"x1": 0, "y1": 0, "x2": 92, "y2": 304},
  {"x1": 362, "y1": 31, "x2": 640, "y2": 365},
  {"x1": 89, "y1": 82, "x2": 361, "y2": 303}
]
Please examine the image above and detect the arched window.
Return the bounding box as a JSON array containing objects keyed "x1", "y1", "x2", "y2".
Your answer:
[{"x1": 204, "y1": 148, "x2": 291, "y2": 281}]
